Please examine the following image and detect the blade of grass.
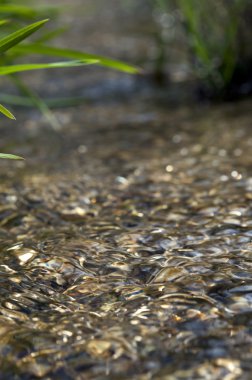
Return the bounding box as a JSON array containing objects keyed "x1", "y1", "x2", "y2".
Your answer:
[
  {"x1": 34, "y1": 26, "x2": 68, "y2": 44},
  {"x1": 0, "y1": 153, "x2": 23, "y2": 160},
  {"x1": 10, "y1": 75, "x2": 61, "y2": 129},
  {"x1": 0, "y1": 59, "x2": 99, "y2": 75},
  {"x1": 0, "y1": 4, "x2": 58, "y2": 19},
  {"x1": 0, "y1": 19, "x2": 49, "y2": 54},
  {"x1": 11, "y1": 43, "x2": 140, "y2": 73},
  {"x1": 0, "y1": 93, "x2": 89, "y2": 108},
  {"x1": 221, "y1": 1, "x2": 246, "y2": 85},
  {"x1": 0, "y1": 20, "x2": 10, "y2": 27},
  {"x1": 179, "y1": 0, "x2": 210, "y2": 65},
  {"x1": 0, "y1": 5, "x2": 38, "y2": 18},
  {"x1": 0, "y1": 103, "x2": 15, "y2": 119}
]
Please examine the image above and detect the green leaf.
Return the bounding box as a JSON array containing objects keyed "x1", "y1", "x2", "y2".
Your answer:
[
  {"x1": 0, "y1": 153, "x2": 23, "y2": 160},
  {"x1": 0, "y1": 5, "x2": 38, "y2": 18},
  {"x1": 11, "y1": 43, "x2": 140, "y2": 73},
  {"x1": 10, "y1": 75, "x2": 60, "y2": 130},
  {"x1": 0, "y1": 20, "x2": 10, "y2": 27},
  {"x1": 34, "y1": 26, "x2": 68, "y2": 44},
  {"x1": 0, "y1": 19, "x2": 49, "y2": 54},
  {"x1": 0, "y1": 4, "x2": 59, "y2": 21},
  {"x1": 0, "y1": 93, "x2": 89, "y2": 108},
  {"x1": 0, "y1": 103, "x2": 15, "y2": 119},
  {"x1": 0, "y1": 59, "x2": 98, "y2": 75}
]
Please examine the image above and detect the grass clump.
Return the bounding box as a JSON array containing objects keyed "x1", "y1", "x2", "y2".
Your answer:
[
  {"x1": 0, "y1": 3, "x2": 138, "y2": 160},
  {"x1": 149, "y1": 0, "x2": 252, "y2": 99},
  {"x1": 178, "y1": 0, "x2": 250, "y2": 99}
]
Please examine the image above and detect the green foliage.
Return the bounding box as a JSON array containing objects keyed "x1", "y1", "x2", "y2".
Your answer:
[
  {"x1": 0, "y1": 18, "x2": 48, "y2": 53},
  {"x1": 0, "y1": 58, "x2": 98, "y2": 75},
  {"x1": 0, "y1": 3, "x2": 138, "y2": 160},
  {"x1": 0, "y1": 153, "x2": 23, "y2": 159},
  {"x1": 0, "y1": 19, "x2": 96, "y2": 159},
  {"x1": 12, "y1": 43, "x2": 139, "y2": 74},
  {"x1": 0, "y1": 102, "x2": 15, "y2": 118},
  {"x1": 178, "y1": 0, "x2": 247, "y2": 95},
  {"x1": 150, "y1": 0, "x2": 251, "y2": 97},
  {"x1": 0, "y1": 4, "x2": 56, "y2": 19}
]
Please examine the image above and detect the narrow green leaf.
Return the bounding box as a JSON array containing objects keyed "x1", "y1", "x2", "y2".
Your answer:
[
  {"x1": 0, "y1": 93, "x2": 89, "y2": 108},
  {"x1": 34, "y1": 26, "x2": 68, "y2": 44},
  {"x1": 0, "y1": 59, "x2": 98, "y2": 75},
  {"x1": 11, "y1": 43, "x2": 140, "y2": 73},
  {"x1": 0, "y1": 103, "x2": 15, "y2": 119},
  {"x1": 0, "y1": 5, "x2": 38, "y2": 18},
  {"x1": 0, "y1": 20, "x2": 10, "y2": 27},
  {"x1": 0, "y1": 93, "x2": 34, "y2": 107},
  {"x1": 0, "y1": 4, "x2": 59, "y2": 21},
  {"x1": 0, "y1": 19, "x2": 49, "y2": 54},
  {"x1": 10, "y1": 75, "x2": 60, "y2": 130},
  {"x1": 0, "y1": 153, "x2": 23, "y2": 160}
]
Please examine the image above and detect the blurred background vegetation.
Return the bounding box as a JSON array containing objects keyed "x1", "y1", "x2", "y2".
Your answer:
[
  {"x1": 147, "y1": 0, "x2": 252, "y2": 100},
  {"x1": 118, "y1": 0, "x2": 252, "y2": 100},
  {"x1": 0, "y1": 0, "x2": 252, "y2": 116}
]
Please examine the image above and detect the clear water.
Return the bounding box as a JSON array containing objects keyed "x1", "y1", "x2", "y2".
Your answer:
[
  {"x1": 1, "y1": 98, "x2": 252, "y2": 379},
  {"x1": 0, "y1": 0, "x2": 252, "y2": 377}
]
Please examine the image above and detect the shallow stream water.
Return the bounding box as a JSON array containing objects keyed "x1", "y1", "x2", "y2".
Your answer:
[{"x1": 0, "y1": 1, "x2": 252, "y2": 379}]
